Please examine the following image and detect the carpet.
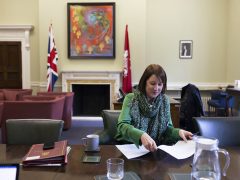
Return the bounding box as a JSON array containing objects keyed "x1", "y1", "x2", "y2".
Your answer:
[{"x1": 60, "y1": 119, "x2": 104, "y2": 145}]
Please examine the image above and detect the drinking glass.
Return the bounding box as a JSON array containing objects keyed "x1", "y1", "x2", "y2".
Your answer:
[{"x1": 107, "y1": 158, "x2": 124, "y2": 180}]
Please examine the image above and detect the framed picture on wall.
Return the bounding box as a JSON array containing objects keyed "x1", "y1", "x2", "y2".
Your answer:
[
  {"x1": 67, "y1": 3, "x2": 115, "y2": 59},
  {"x1": 179, "y1": 40, "x2": 193, "y2": 59}
]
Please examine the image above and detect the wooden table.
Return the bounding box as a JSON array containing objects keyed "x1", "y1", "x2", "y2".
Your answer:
[
  {"x1": 113, "y1": 101, "x2": 123, "y2": 110},
  {"x1": 169, "y1": 98, "x2": 180, "y2": 128},
  {"x1": 113, "y1": 98, "x2": 180, "y2": 128},
  {"x1": 0, "y1": 144, "x2": 239, "y2": 180}
]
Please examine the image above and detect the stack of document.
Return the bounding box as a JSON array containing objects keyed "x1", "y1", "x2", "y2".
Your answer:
[
  {"x1": 116, "y1": 140, "x2": 195, "y2": 159},
  {"x1": 22, "y1": 140, "x2": 69, "y2": 166}
]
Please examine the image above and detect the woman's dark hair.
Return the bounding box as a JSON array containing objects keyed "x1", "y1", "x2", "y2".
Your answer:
[{"x1": 138, "y1": 64, "x2": 167, "y2": 94}]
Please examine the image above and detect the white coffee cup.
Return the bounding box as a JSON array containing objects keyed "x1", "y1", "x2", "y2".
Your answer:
[{"x1": 82, "y1": 134, "x2": 99, "y2": 151}]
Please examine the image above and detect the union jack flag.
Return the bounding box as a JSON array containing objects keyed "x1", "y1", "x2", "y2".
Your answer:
[{"x1": 47, "y1": 24, "x2": 58, "y2": 92}]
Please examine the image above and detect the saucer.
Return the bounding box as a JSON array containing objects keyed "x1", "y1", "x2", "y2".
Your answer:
[{"x1": 84, "y1": 147, "x2": 100, "y2": 152}]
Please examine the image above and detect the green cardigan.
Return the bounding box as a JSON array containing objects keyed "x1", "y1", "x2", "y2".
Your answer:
[{"x1": 115, "y1": 93, "x2": 180, "y2": 147}]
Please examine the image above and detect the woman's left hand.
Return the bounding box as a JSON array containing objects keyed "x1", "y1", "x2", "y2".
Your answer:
[{"x1": 179, "y1": 129, "x2": 193, "y2": 142}]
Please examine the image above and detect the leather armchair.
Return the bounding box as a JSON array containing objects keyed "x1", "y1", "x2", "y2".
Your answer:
[
  {"x1": 95, "y1": 110, "x2": 130, "y2": 145},
  {"x1": 6, "y1": 119, "x2": 64, "y2": 145},
  {"x1": 37, "y1": 92, "x2": 74, "y2": 130},
  {"x1": 1, "y1": 96, "x2": 65, "y2": 143},
  {"x1": 194, "y1": 117, "x2": 240, "y2": 147},
  {"x1": 96, "y1": 110, "x2": 121, "y2": 145}
]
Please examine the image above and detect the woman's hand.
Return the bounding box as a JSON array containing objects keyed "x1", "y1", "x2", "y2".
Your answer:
[
  {"x1": 140, "y1": 133, "x2": 157, "y2": 152},
  {"x1": 179, "y1": 129, "x2": 193, "y2": 142}
]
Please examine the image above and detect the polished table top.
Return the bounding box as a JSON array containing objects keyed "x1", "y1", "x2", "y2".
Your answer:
[{"x1": 0, "y1": 144, "x2": 239, "y2": 180}]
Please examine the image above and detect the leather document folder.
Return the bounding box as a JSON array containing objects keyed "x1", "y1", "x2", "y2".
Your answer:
[{"x1": 22, "y1": 140, "x2": 68, "y2": 166}]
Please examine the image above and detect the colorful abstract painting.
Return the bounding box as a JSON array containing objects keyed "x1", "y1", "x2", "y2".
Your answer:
[{"x1": 67, "y1": 3, "x2": 115, "y2": 59}]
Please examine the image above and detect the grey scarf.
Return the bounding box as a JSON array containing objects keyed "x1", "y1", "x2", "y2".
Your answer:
[{"x1": 129, "y1": 90, "x2": 169, "y2": 144}]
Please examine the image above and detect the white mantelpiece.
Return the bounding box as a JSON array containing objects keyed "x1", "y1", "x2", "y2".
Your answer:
[
  {"x1": 0, "y1": 25, "x2": 34, "y2": 88},
  {"x1": 62, "y1": 71, "x2": 121, "y2": 109}
]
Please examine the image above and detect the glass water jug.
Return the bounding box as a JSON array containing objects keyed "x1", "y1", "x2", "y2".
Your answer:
[{"x1": 191, "y1": 136, "x2": 230, "y2": 180}]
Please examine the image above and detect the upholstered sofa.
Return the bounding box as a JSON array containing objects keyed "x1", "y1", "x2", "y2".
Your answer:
[
  {"x1": 37, "y1": 92, "x2": 74, "y2": 130},
  {"x1": 1, "y1": 96, "x2": 65, "y2": 143}
]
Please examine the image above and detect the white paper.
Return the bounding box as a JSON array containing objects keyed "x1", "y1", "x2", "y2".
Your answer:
[
  {"x1": 67, "y1": 146, "x2": 71, "y2": 155},
  {"x1": 116, "y1": 140, "x2": 195, "y2": 160},
  {"x1": 158, "y1": 140, "x2": 195, "y2": 159},
  {"x1": 25, "y1": 156, "x2": 40, "y2": 160},
  {"x1": 116, "y1": 144, "x2": 149, "y2": 159}
]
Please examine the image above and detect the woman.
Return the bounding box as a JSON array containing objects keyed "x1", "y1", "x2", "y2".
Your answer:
[{"x1": 115, "y1": 64, "x2": 192, "y2": 152}]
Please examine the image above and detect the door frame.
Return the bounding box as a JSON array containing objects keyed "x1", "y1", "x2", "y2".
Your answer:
[{"x1": 0, "y1": 25, "x2": 33, "y2": 88}]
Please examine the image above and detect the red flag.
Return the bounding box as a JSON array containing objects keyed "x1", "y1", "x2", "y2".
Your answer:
[
  {"x1": 47, "y1": 24, "x2": 58, "y2": 92},
  {"x1": 122, "y1": 25, "x2": 132, "y2": 93}
]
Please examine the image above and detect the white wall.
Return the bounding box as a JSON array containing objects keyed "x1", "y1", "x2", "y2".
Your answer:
[
  {"x1": 147, "y1": 0, "x2": 228, "y2": 84},
  {"x1": 226, "y1": 0, "x2": 240, "y2": 82},
  {"x1": 0, "y1": 0, "x2": 39, "y2": 82},
  {"x1": 1, "y1": 0, "x2": 240, "y2": 88}
]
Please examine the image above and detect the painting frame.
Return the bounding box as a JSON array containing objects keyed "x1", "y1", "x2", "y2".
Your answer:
[
  {"x1": 179, "y1": 40, "x2": 193, "y2": 59},
  {"x1": 67, "y1": 2, "x2": 115, "y2": 59}
]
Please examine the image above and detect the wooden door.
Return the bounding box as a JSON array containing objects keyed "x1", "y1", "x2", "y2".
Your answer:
[{"x1": 0, "y1": 42, "x2": 22, "y2": 88}]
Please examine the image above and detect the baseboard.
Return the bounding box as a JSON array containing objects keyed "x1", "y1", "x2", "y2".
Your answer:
[{"x1": 72, "y1": 116, "x2": 103, "y2": 121}]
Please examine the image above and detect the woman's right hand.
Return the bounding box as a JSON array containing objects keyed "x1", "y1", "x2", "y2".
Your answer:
[{"x1": 140, "y1": 133, "x2": 157, "y2": 152}]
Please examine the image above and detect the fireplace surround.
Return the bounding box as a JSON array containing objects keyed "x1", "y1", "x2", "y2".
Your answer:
[{"x1": 62, "y1": 71, "x2": 121, "y2": 113}]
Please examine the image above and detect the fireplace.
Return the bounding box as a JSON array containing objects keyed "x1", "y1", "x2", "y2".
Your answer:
[
  {"x1": 62, "y1": 71, "x2": 121, "y2": 117},
  {"x1": 72, "y1": 84, "x2": 110, "y2": 116}
]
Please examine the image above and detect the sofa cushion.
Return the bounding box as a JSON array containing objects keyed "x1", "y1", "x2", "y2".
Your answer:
[
  {"x1": 0, "y1": 102, "x2": 3, "y2": 126},
  {"x1": 15, "y1": 89, "x2": 33, "y2": 100},
  {"x1": 22, "y1": 96, "x2": 57, "y2": 101},
  {"x1": 3, "y1": 90, "x2": 19, "y2": 101},
  {"x1": 0, "y1": 92, "x2": 4, "y2": 101}
]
